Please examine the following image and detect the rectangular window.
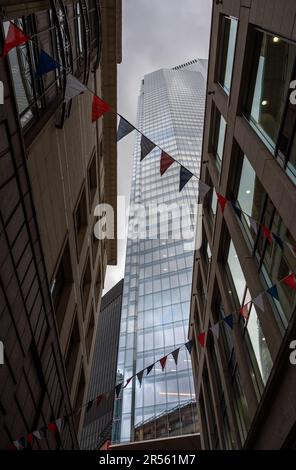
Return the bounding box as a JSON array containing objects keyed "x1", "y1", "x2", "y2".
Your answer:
[
  {"x1": 245, "y1": 30, "x2": 296, "y2": 162},
  {"x1": 212, "y1": 106, "x2": 226, "y2": 170},
  {"x1": 88, "y1": 150, "x2": 98, "y2": 211},
  {"x1": 218, "y1": 16, "x2": 238, "y2": 94},
  {"x1": 51, "y1": 240, "x2": 73, "y2": 331},
  {"x1": 74, "y1": 185, "x2": 88, "y2": 258},
  {"x1": 81, "y1": 253, "x2": 91, "y2": 317},
  {"x1": 86, "y1": 305, "x2": 95, "y2": 359}
]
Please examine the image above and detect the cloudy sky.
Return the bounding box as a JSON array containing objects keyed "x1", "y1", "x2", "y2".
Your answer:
[{"x1": 104, "y1": 0, "x2": 212, "y2": 292}]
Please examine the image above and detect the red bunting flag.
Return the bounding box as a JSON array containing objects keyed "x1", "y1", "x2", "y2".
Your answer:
[
  {"x1": 160, "y1": 151, "x2": 174, "y2": 175},
  {"x1": 27, "y1": 433, "x2": 33, "y2": 446},
  {"x1": 261, "y1": 224, "x2": 272, "y2": 245},
  {"x1": 283, "y1": 273, "x2": 296, "y2": 290},
  {"x1": 159, "y1": 355, "x2": 168, "y2": 371},
  {"x1": 197, "y1": 332, "x2": 206, "y2": 348},
  {"x1": 2, "y1": 22, "x2": 30, "y2": 57},
  {"x1": 240, "y1": 304, "x2": 249, "y2": 319},
  {"x1": 216, "y1": 192, "x2": 227, "y2": 214},
  {"x1": 48, "y1": 422, "x2": 57, "y2": 435},
  {"x1": 96, "y1": 395, "x2": 103, "y2": 407},
  {"x1": 92, "y1": 95, "x2": 110, "y2": 122}
]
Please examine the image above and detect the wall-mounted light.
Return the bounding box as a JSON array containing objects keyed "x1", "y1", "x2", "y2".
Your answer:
[
  {"x1": 261, "y1": 100, "x2": 268, "y2": 106},
  {"x1": 273, "y1": 36, "x2": 280, "y2": 43}
]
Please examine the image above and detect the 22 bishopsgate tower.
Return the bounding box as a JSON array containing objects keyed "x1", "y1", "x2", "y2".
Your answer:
[{"x1": 113, "y1": 59, "x2": 207, "y2": 443}]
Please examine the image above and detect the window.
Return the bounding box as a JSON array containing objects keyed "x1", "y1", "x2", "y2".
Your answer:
[
  {"x1": 51, "y1": 241, "x2": 73, "y2": 331},
  {"x1": 212, "y1": 106, "x2": 226, "y2": 169},
  {"x1": 65, "y1": 313, "x2": 80, "y2": 389},
  {"x1": 88, "y1": 150, "x2": 98, "y2": 211},
  {"x1": 235, "y1": 153, "x2": 296, "y2": 330},
  {"x1": 74, "y1": 185, "x2": 88, "y2": 258},
  {"x1": 244, "y1": 29, "x2": 296, "y2": 181},
  {"x1": 218, "y1": 16, "x2": 238, "y2": 94},
  {"x1": 226, "y1": 240, "x2": 246, "y2": 305},
  {"x1": 86, "y1": 305, "x2": 95, "y2": 359},
  {"x1": 81, "y1": 253, "x2": 91, "y2": 316},
  {"x1": 91, "y1": 220, "x2": 99, "y2": 266}
]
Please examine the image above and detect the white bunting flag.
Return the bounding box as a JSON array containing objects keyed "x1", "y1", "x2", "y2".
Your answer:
[
  {"x1": 64, "y1": 74, "x2": 87, "y2": 103},
  {"x1": 253, "y1": 293, "x2": 264, "y2": 312},
  {"x1": 210, "y1": 323, "x2": 220, "y2": 339},
  {"x1": 55, "y1": 418, "x2": 64, "y2": 433},
  {"x1": 33, "y1": 430, "x2": 42, "y2": 440}
]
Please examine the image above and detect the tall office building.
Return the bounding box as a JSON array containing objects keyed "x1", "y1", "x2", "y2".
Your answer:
[
  {"x1": 81, "y1": 279, "x2": 123, "y2": 450},
  {"x1": 113, "y1": 59, "x2": 207, "y2": 443},
  {"x1": 190, "y1": 0, "x2": 296, "y2": 450},
  {"x1": 0, "y1": 0, "x2": 121, "y2": 449}
]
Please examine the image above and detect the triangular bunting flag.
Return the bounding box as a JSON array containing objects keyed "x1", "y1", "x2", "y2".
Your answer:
[
  {"x1": 197, "y1": 332, "x2": 206, "y2": 347},
  {"x1": 115, "y1": 383, "x2": 122, "y2": 398},
  {"x1": 146, "y1": 364, "x2": 154, "y2": 375},
  {"x1": 64, "y1": 74, "x2": 87, "y2": 103},
  {"x1": 55, "y1": 418, "x2": 63, "y2": 433},
  {"x1": 160, "y1": 151, "x2": 174, "y2": 175},
  {"x1": 27, "y1": 434, "x2": 33, "y2": 446},
  {"x1": 36, "y1": 49, "x2": 60, "y2": 76},
  {"x1": 32, "y1": 431, "x2": 42, "y2": 440},
  {"x1": 223, "y1": 314, "x2": 233, "y2": 329},
  {"x1": 159, "y1": 355, "x2": 168, "y2": 371},
  {"x1": 48, "y1": 422, "x2": 57, "y2": 435},
  {"x1": 198, "y1": 180, "x2": 211, "y2": 199},
  {"x1": 267, "y1": 285, "x2": 279, "y2": 301},
  {"x1": 180, "y1": 166, "x2": 193, "y2": 191},
  {"x1": 216, "y1": 192, "x2": 228, "y2": 214},
  {"x1": 171, "y1": 348, "x2": 180, "y2": 366},
  {"x1": 249, "y1": 217, "x2": 258, "y2": 233},
  {"x1": 2, "y1": 23, "x2": 30, "y2": 57},
  {"x1": 253, "y1": 293, "x2": 264, "y2": 312},
  {"x1": 272, "y1": 233, "x2": 284, "y2": 250},
  {"x1": 92, "y1": 95, "x2": 110, "y2": 122},
  {"x1": 240, "y1": 304, "x2": 249, "y2": 319},
  {"x1": 137, "y1": 370, "x2": 144, "y2": 387},
  {"x1": 124, "y1": 377, "x2": 133, "y2": 388},
  {"x1": 141, "y1": 135, "x2": 156, "y2": 160},
  {"x1": 283, "y1": 273, "x2": 296, "y2": 290},
  {"x1": 185, "y1": 340, "x2": 193, "y2": 354},
  {"x1": 261, "y1": 224, "x2": 272, "y2": 245},
  {"x1": 96, "y1": 395, "x2": 103, "y2": 407},
  {"x1": 13, "y1": 440, "x2": 23, "y2": 450},
  {"x1": 86, "y1": 400, "x2": 94, "y2": 412},
  {"x1": 232, "y1": 202, "x2": 242, "y2": 221},
  {"x1": 210, "y1": 323, "x2": 220, "y2": 339},
  {"x1": 117, "y1": 116, "x2": 135, "y2": 142}
]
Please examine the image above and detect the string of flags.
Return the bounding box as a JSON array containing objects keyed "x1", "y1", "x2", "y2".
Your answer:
[
  {"x1": 10, "y1": 269, "x2": 296, "y2": 449},
  {"x1": 2, "y1": 23, "x2": 296, "y2": 257},
  {"x1": 10, "y1": 340, "x2": 194, "y2": 450}
]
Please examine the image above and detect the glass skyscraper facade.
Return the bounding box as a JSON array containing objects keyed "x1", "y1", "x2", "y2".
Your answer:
[{"x1": 113, "y1": 60, "x2": 207, "y2": 443}]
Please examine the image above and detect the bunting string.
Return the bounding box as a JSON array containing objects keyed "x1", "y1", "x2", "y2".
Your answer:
[
  {"x1": 9, "y1": 270, "x2": 296, "y2": 449},
  {"x1": 1, "y1": 22, "x2": 296, "y2": 255}
]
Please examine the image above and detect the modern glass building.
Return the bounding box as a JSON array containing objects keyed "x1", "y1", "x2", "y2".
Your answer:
[{"x1": 112, "y1": 59, "x2": 207, "y2": 443}]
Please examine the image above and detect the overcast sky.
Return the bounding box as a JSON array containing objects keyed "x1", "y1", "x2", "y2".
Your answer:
[{"x1": 104, "y1": 0, "x2": 212, "y2": 293}]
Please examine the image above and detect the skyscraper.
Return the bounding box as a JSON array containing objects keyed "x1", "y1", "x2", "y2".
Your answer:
[
  {"x1": 81, "y1": 279, "x2": 123, "y2": 450},
  {"x1": 113, "y1": 59, "x2": 207, "y2": 443}
]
